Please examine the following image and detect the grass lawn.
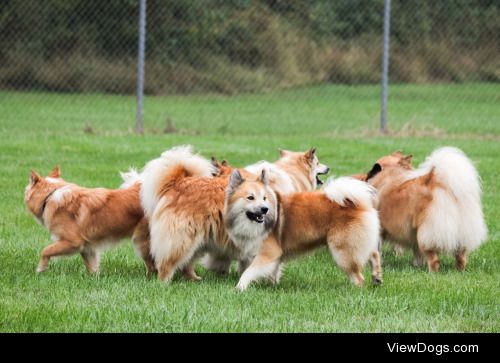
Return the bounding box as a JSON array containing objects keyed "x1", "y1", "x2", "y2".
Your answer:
[{"x1": 0, "y1": 83, "x2": 499, "y2": 332}]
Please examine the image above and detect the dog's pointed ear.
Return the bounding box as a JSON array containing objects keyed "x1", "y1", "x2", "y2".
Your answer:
[
  {"x1": 259, "y1": 169, "x2": 268, "y2": 186},
  {"x1": 210, "y1": 157, "x2": 220, "y2": 176},
  {"x1": 305, "y1": 147, "x2": 316, "y2": 162},
  {"x1": 366, "y1": 163, "x2": 382, "y2": 181},
  {"x1": 210, "y1": 156, "x2": 218, "y2": 167},
  {"x1": 399, "y1": 155, "x2": 413, "y2": 167},
  {"x1": 279, "y1": 149, "x2": 289, "y2": 158},
  {"x1": 48, "y1": 165, "x2": 60, "y2": 178},
  {"x1": 221, "y1": 160, "x2": 228, "y2": 167},
  {"x1": 227, "y1": 169, "x2": 244, "y2": 196},
  {"x1": 30, "y1": 170, "x2": 41, "y2": 184}
]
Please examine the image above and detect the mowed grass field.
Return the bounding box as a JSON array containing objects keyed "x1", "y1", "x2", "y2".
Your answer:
[{"x1": 0, "y1": 84, "x2": 499, "y2": 332}]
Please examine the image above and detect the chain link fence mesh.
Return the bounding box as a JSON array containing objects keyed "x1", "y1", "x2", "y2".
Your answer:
[{"x1": 1, "y1": 0, "x2": 498, "y2": 131}]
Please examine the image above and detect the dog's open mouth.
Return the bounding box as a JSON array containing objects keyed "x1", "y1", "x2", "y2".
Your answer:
[
  {"x1": 316, "y1": 170, "x2": 328, "y2": 186},
  {"x1": 246, "y1": 211, "x2": 265, "y2": 224}
]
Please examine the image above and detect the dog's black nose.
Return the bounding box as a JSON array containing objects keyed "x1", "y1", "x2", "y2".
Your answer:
[
  {"x1": 261, "y1": 207, "x2": 269, "y2": 214},
  {"x1": 325, "y1": 167, "x2": 330, "y2": 174}
]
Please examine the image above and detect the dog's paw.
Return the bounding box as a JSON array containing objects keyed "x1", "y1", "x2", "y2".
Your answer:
[
  {"x1": 36, "y1": 265, "x2": 47, "y2": 273},
  {"x1": 236, "y1": 281, "x2": 249, "y2": 291},
  {"x1": 189, "y1": 275, "x2": 202, "y2": 282}
]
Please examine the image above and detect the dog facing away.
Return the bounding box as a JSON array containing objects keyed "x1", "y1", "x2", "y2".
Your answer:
[
  {"x1": 234, "y1": 177, "x2": 382, "y2": 290},
  {"x1": 204, "y1": 148, "x2": 329, "y2": 275},
  {"x1": 140, "y1": 145, "x2": 277, "y2": 282},
  {"x1": 24, "y1": 166, "x2": 155, "y2": 274},
  {"x1": 364, "y1": 147, "x2": 487, "y2": 271}
]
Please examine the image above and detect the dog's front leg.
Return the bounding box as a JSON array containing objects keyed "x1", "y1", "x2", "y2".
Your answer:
[
  {"x1": 236, "y1": 236, "x2": 282, "y2": 291},
  {"x1": 81, "y1": 247, "x2": 100, "y2": 274},
  {"x1": 37, "y1": 239, "x2": 83, "y2": 273}
]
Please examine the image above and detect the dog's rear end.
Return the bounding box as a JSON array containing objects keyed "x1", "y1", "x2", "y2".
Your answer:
[
  {"x1": 414, "y1": 147, "x2": 487, "y2": 270},
  {"x1": 365, "y1": 147, "x2": 487, "y2": 272},
  {"x1": 322, "y1": 177, "x2": 381, "y2": 285}
]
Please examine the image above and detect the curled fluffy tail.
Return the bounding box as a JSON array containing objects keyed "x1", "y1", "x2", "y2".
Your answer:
[
  {"x1": 323, "y1": 177, "x2": 378, "y2": 209},
  {"x1": 140, "y1": 145, "x2": 216, "y2": 218},
  {"x1": 119, "y1": 168, "x2": 142, "y2": 189},
  {"x1": 420, "y1": 147, "x2": 482, "y2": 202},
  {"x1": 418, "y1": 147, "x2": 487, "y2": 251}
]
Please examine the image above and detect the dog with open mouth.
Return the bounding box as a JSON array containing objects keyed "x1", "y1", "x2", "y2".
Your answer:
[
  {"x1": 233, "y1": 177, "x2": 382, "y2": 290},
  {"x1": 24, "y1": 166, "x2": 155, "y2": 274},
  {"x1": 140, "y1": 145, "x2": 278, "y2": 282},
  {"x1": 245, "y1": 148, "x2": 330, "y2": 194},
  {"x1": 360, "y1": 147, "x2": 487, "y2": 272},
  {"x1": 204, "y1": 148, "x2": 330, "y2": 275}
]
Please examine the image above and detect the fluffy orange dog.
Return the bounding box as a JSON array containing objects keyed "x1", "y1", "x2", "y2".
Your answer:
[
  {"x1": 24, "y1": 167, "x2": 154, "y2": 273},
  {"x1": 140, "y1": 145, "x2": 278, "y2": 282},
  {"x1": 362, "y1": 147, "x2": 487, "y2": 271},
  {"x1": 235, "y1": 177, "x2": 382, "y2": 290}
]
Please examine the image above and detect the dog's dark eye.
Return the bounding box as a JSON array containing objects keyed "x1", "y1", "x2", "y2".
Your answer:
[
  {"x1": 247, "y1": 195, "x2": 255, "y2": 201},
  {"x1": 263, "y1": 196, "x2": 266, "y2": 201}
]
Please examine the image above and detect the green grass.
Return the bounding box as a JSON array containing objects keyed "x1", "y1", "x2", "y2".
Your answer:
[{"x1": 0, "y1": 83, "x2": 499, "y2": 332}]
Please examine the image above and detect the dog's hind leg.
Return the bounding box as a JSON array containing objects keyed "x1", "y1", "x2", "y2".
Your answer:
[
  {"x1": 236, "y1": 236, "x2": 283, "y2": 291},
  {"x1": 328, "y1": 244, "x2": 365, "y2": 286},
  {"x1": 37, "y1": 239, "x2": 83, "y2": 273},
  {"x1": 156, "y1": 237, "x2": 201, "y2": 283},
  {"x1": 132, "y1": 218, "x2": 156, "y2": 276},
  {"x1": 421, "y1": 249, "x2": 440, "y2": 272},
  {"x1": 455, "y1": 249, "x2": 468, "y2": 271},
  {"x1": 369, "y1": 250, "x2": 383, "y2": 285},
  {"x1": 327, "y1": 233, "x2": 366, "y2": 287},
  {"x1": 182, "y1": 262, "x2": 201, "y2": 281},
  {"x1": 81, "y1": 247, "x2": 100, "y2": 274}
]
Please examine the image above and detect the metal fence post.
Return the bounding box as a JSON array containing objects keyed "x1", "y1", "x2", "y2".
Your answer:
[
  {"x1": 135, "y1": 0, "x2": 146, "y2": 134},
  {"x1": 380, "y1": 0, "x2": 391, "y2": 133}
]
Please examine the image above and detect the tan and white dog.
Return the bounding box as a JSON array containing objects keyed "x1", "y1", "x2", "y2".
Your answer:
[
  {"x1": 24, "y1": 167, "x2": 155, "y2": 274},
  {"x1": 204, "y1": 148, "x2": 329, "y2": 274},
  {"x1": 245, "y1": 148, "x2": 329, "y2": 194},
  {"x1": 363, "y1": 147, "x2": 487, "y2": 271},
  {"x1": 234, "y1": 177, "x2": 382, "y2": 290},
  {"x1": 140, "y1": 145, "x2": 278, "y2": 282}
]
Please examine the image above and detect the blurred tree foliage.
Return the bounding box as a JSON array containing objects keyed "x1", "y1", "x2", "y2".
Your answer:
[{"x1": 0, "y1": 0, "x2": 498, "y2": 93}]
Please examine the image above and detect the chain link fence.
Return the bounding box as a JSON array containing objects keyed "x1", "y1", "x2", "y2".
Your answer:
[{"x1": 1, "y1": 0, "x2": 498, "y2": 131}]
